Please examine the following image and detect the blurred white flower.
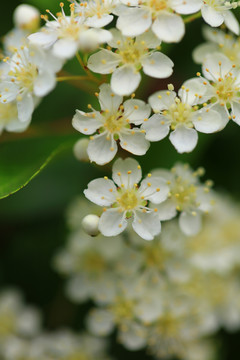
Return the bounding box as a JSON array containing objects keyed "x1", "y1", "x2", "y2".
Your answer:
[{"x1": 193, "y1": 27, "x2": 240, "y2": 65}]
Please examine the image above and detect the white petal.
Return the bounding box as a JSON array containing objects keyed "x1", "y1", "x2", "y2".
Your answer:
[
  {"x1": 112, "y1": 157, "x2": 142, "y2": 188},
  {"x1": 28, "y1": 31, "x2": 57, "y2": 48},
  {"x1": 232, "y1": 102, "x2": 240, "y2": 125},
  {"x1": 223, "y1": 11, "x2": 239, "y2": 35},
  {"x1": 119, "y1": 130, "x2": 150, "y2": 155},
  {"x1": 148, "y1": 90, "x2": 176, "y2": 112},
  {"x1": 108, "y1": 28, "x2": 125, "y2": 48},
  {"x1": 123, "y1": 99, "x2": 151, "y2": 125},
  {"x1": 34, "y1": 71, "x2": 56, "y2": 97},
  {"x1": 84, "y1": 178, "x2": 117, "y2": 206},
  {"x1": 52, "y1": 39, "x2": 78, "y2": 59},
  {"x1": 87, "y1": 309, "x2": 115, "y2": 336},
  {"x1": 72, "y1": 110, "x2": 102, "y2": 135},
  {"x1": 142, "y1": 114, "x2": 170, "y2": 141},
  {"x1": 142, "y1": 52, "x2": 174, "y2": 79},
  {"x1": 5, "y1": 116, "x2": 31, "y2": 132},
  {"x1": 111, "y1": 65, "x2": 141, "y2": 96},
  {"x1": 152, "y1": 12, "x2": 185, "y2": 43},
  {"x1": 169, "y1": 126, "x2": 198, "y2": 153},
  {"x1": 136, "y1": 29, "x2": 161, "y2": 48},
  {"x1": 85, "y1": 14, "x2": 114, "y2": 28},
  {"x1": 202, "y1": 53, "x2": 232, "y2": 81},
  {"x1": 99, "y1": 209, "x2": 128, "y2": 236},
  {"x1": 132, "y1": 211, "x2": 161, "y2": 240},
  {"x1": 201, "y1": 5, "x2": 224, "y2": 27},
  {"x1": 117, "y1": 7, "x2": 152, "y2": 37},
  {"x1": 212, "y1": 103, "x2": 230, "y2": 128},
  {"x1": 139, "y1": 177, "x2": 169, "y2": 204},
  {"x1": 17, "y1": 94, "x2": 34, "y2": 122},
  {"x1": 179, "y1": 211, "x2": 202, "y2": 236},
  {"x1": 119, "y1": 323, "x2": 147, "y2": 350},
  {"x1": 79, "y1": 28, "x2": 112, "y2": 50},
  {"x1": 87, "y1": 133, "x2": 117, "y2": 165},
  {"x1": 88, "y1": 49, "x2": 120, "y2": 74},
  {"x1": 192, "y1": 43, "x2": 219, "y2": 64},
  {"x1": 0, "y1": 82, "x2": 18, "y2": 103},
  {"x1": 154, "y1": 199, "x2": 177, "y2": 221},
  {"x1": 179, "y1": 78, "x2": 209, "y2": 105},
  {"x1": 193, "y1": 109, "x2": 224, "y2": 133},
  {"x1": 98, "y1": 83, "x2": 122, "y2": 112},
  {"x1": 173, "y1": 0, "x2": 202, "y2": 14}
]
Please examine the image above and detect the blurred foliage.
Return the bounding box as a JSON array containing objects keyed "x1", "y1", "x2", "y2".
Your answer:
[{"x1": 1, "y1": 1, "x2": 240, "y2": 360}]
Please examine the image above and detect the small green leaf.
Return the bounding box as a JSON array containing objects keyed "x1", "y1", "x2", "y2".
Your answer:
[{"x1": 0, "y1": 134, "x2": 79, "y2": 200}]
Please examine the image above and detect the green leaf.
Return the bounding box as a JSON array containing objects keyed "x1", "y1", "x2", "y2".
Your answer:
[{"x1": 0, "y1": 134, "x2": 79, "y2": 200}]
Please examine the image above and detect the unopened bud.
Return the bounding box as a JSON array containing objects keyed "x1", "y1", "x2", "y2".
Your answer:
[
  {"x1": 82, "y1": 214, "x2": 99, "y2": 236},
  {"x1": 73, "y1": 138, "x2": 89, "y2": 162},
  {"x1": 13, "y1": 4, "x2": 40, "y2": 31}
]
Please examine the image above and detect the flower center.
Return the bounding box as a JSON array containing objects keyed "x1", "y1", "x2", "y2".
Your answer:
[
  {"x1": 214, "y1": 76, "x2": 238, "y2": 103},
  {"x1": 144, "y1": 245, "x2": 165, "y2": 269},
  {"x1": 9, "y1": 63, "x2": 38, "y2": 91},
  {"x1": 146, "y1": 0, "x2": 168, "y2": 13},
  {"x1": 103, "y1": 111, "x2": 127, "y2": 134},
  {"x1": 58, "y1": 17, "x2": 82, "y2": 40},
  {"x1": 166, "y1": 101, "x2": 193, "y2": 129},
  {"x1": 82, "y1": 252, "x2": 106, "y2": 273},
  {"x1": 84, "y1": 0, "x2": 114, "y2": 18},
  {"x1": 171, "y1": 177, "x2": 197, "y2": 211},
  {"x1": 0, "y1": 312, "x2": 16, "y2": 336},
  {"x1": 118, "y1": 189, "x2": 139, "y2": 211},
  {"x1": 118, "y1": 40, "x2": 145, "y2": 67},
  {"x1": 110, "y1": 299, "x2": 135, "y2": 323}
]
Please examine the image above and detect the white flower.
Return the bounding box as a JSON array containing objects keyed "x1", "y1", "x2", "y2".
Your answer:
[
  {"x1": 116, "y1": 0, "x2": 188, "y2": 43},
  {"x1": 13, "y1": 4, "x2": 40, "y2": 31},
  {"x1": 142, "y1": 83, "x2": 224, "y2": 153},
  {"x1": 53, "y1": 229, "x2": 125, "y2": 304},
  {"x1": 28, "y1": 3, "x2": 112, "y2": 59},
  {"x1": 72, "y1": 83, "x2": 151, "y2": 165},
  {"x1": 193, "y1": 27, "x2": 240, "y2": 65},
  {"x1": 0, "y1": 289, "x2": 41, "y2": 343},
  {"x1": 70, "y1": 0, "x2": 119, "y2": 27},
  {"x1": 84, "y1": 157, "x2": 169, "y2": 240},
  {"x1": 200, "y1": 0, "x2": 239, "y2": 35},
  {"x1": 153, "y1": 163, "x2": 214, "y2": 236},
  {"x1": 193, "y1": 53, "x2": 240, "y2": 126},
  {"x1": 0, "y1": 45, "x2": 61, "y2": 123},
  {"x1": 87, "y1": 29, "x2": 173, "y2": 96},
  {"x1": 28, "y1": 331, "x2": 111, "y2": 360}
]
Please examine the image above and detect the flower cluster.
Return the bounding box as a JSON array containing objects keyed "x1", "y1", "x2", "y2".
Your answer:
[
  {"x1": 0, "y1": 288, "x2": 112, "y2": 360},
  {"x1": 53, "y1": 193, "x2": 240, "y2": 359}
]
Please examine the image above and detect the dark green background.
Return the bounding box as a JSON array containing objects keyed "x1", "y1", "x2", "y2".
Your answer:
[{"x1": 1, "y1": 1, "x2": 240, "y2": 358}]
